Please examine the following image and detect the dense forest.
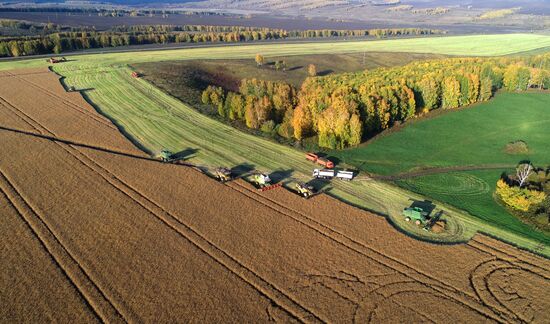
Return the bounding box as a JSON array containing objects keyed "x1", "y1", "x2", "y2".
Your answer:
[
  {"x1": 203, "y1": 54, "x2": 550, "y2": 149},
  {"x1": 0, "y1": 21, "x2": 444, "y2": 57}
]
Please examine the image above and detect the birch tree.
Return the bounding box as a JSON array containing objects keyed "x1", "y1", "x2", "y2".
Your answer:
[{"x1": 517, "y1": 163, "x2": 533, "y2": 188}]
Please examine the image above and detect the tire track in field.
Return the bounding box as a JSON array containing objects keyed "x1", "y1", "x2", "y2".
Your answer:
[
  {"x1": 0, "y1": 93, "x2": 324, "y2": 324},
  {"x1": 5, "y1": 71, "x2": 117, "y2": 130},
  {"x1": 469, "y1": 259, "x2": 547, "y2": 324},
  {"x1": 467, "y1": 237, "x2": 550, "y2": 278},
  {"x1": 0, "y1": 170, "x2": 124, "y2": 324},
  {"x1": 226, "y1": 180, "x2": 508, "y2": 323},
  {"x1": 0, "y1": 94, "x2": 136, "y2": 323}
]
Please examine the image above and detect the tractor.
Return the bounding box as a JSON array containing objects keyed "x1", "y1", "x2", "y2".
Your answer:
[
  {"x1": 252, "y1": 173, "x2": 272, "y2": 188},
  {"x1": 215, "y1": 167, "x2": 232, "y2": 183},
  {"x1": 403, "y1": 207, "x2": 429, "y2": 226},
  {"x1": 295, "y1": 182, "x2": 314, "y2": 198},
  {"x1": 159, "y1": 149, "x2": 173, "y2": 162}
]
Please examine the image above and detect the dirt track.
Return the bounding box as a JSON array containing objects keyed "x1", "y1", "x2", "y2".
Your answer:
[{"x1": 1, "y1": 69, "x2": 549, "y2": 323}]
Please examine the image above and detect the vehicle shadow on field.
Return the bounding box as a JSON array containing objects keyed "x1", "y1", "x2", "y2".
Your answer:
[
  {"x1": 269, "y1": 169, "x2": 294, "y2": 184},
  {"x1": 306, "y1": 178, "x2": 332, "y2": 192},
  {"x1": 408, "y1": 199, "x2": 436, "y2": 217},
  {"x1": 171, "y1": 148, "x2": 199, "y2": 161},
  {"x1": 231, "y1": 163, "x2": 256, "y2": 179}
]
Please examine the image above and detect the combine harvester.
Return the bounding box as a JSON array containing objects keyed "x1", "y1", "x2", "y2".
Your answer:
[
  {"x1": 306, "y1": 153, "x2": 334, "y2": 169},
  {"x1": 252, "y1": 173, "x2": 282, "y2": 192},
  {"x1": 403, "y1": 207, "x2": 446, "y2": 232},
  {"x1": 158, "y1": 149, "x2": 174, "y2": 162},
  {"x1": 214, "y1": 167, "x2": 232, "y2": 183},
  {"x1": 295, "y1": 182, "x2": 315, "y2": 198},
  {"x1": 313, "y1": 169, "x2": 354, "y2": 181}
]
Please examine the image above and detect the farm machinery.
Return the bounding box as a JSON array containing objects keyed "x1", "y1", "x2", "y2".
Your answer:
[
  {"x1": 306, "y1": 153, "x2": 334, "y2": 169},
  {"x1": 295, "y1": 182, "x2": 315, "y2": 198},
  {"x1": 403, "y1": 207, "x2": 429, "y2": 226},
  {"x1": 131, "y1": 71, "x2": 141, "y2": 78},
  {"x1": 313, "y1": 169, "x2": 354, "y2": 181},
  {"x1": 158, "y1": 149, "x2": 173, "y2": 162},
  {"x1": 403, "y1": 207, "x2": 446, "y2": 232},
  {"x1": 215, "y1": 167, "x2": 232, "y2": 183},
  {"x1": 252, "y1": 173, "x2": 282, "y2": 191}
]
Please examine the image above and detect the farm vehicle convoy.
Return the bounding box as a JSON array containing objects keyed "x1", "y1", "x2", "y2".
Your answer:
[
  {"x1": 157, "y1": 150, "x2": 353, "y2": 195},
  {"x1": 156, "y1": 150, "x2": 446, "y2": 232}
]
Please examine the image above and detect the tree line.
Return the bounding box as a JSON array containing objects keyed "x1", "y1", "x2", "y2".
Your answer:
[
  {"x1": 202, "y1": 54, "x2": 550, "y2": 149},
  {"x1": 0, "y1": 24, "x2": 444, "y2": 57}
]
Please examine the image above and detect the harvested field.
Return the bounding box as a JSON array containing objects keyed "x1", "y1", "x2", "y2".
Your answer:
[{"x1": 1, "y1": 68, "x2": 549, "y2": 322}]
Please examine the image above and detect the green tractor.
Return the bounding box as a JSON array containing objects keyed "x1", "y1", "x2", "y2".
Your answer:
[
  {"x1": 159, "y1": 149, "x2": 173, "y2": 162},
  {"x1": 403, "y1": 207, "x2": 429, "y2": 226}
]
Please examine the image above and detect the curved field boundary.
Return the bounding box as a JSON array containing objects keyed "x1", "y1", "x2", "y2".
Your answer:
[
  {"x1": 468, "y1": 236, "x2": 550, "y2": 277},
  {"x1": 0, "y1": 93, "x2": 137, "y2": 322},
  {"x1": 0, "y1": 169, "x2": 125, "y2": 323},
  {"x1": 0, "y1": 95, "x2": 323, "y2": 324},
  {"x1": 226, "y1": 180, "x2": 509, "y2": 323},
  {"x1": 469, "y1": 259, "x2": 549, "y2": 323},
  {"x1": 5, "y1": 71, "x2": 117, "y2": 131}
]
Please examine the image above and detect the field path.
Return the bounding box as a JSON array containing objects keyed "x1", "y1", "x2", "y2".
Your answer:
[{"x1": 361, "y1": 164, "x2": 517, "y2": 181}]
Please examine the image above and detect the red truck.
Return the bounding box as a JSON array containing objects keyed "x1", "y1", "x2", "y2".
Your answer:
[{"x1": 305, "y1": 153, "x2": 334, "y2": 169}]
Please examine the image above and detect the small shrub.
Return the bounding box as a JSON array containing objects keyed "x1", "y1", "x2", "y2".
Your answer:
[
  {"x1": 504, "y1": 140, "x2": 529, "y2": 155},
  {"x1": 260, "y1": 120, "x2": 276, "y2": 134}
]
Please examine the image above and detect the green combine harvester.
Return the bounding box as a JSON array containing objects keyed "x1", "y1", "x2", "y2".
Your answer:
[
  {"x1": 159, "y1": 149, "x2": 173, "y2": 162},
  {"x1": 403, "y1": 207, "x2": 429, "y2": 226}
]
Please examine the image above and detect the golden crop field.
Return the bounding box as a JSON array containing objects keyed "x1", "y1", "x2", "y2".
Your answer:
[{"x1": 0, "y1": 68, "x2": 549, "y2": 322}]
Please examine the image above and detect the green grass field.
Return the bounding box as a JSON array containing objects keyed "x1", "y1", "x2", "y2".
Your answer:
[
  {"x1": 2, "y1": 33, "x2": 550, "y2": 71},
  {"x1": 334, "y1": 92, "x2": 550, "y2": 244},
  {"x1": 337, "y1": 92, "x2": 550, "y2": 175},
  {"x1": 0, "y1": 34, "x2": 549, "y2": 255}
]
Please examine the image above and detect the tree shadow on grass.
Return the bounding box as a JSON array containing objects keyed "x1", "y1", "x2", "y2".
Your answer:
[
  {"x1": 317, "y1": 69, "x2": 333, "y2": 76},
  {"x1": 287, "y1": 65, "x2": 303, "y2": 71}
]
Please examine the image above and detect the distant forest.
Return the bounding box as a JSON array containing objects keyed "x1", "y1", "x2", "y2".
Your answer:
[{"x1": 0, "y1": 21, "x2": 444, "y2": 57}]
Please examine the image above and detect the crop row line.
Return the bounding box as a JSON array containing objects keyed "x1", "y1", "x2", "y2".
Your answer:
[
  {"x1": 469, "y1": 259, "x2": 537, "y2": 323},
  {"x1": 0, "y1": 93, "x2": 135, "y2": 323},
  {"x1": 0, "y1": 168, "x2": 125, "y2": 324},
  {"x1": 6, "y1": 71, "x2": 117, "y2": 130},
  {"x1": 226, "y1": 180, "x2": 507, "y2": 323},
  {"x1": 69, "y1": 146, "x2": 325, "y2": 323},
  {"x1": 467, "y1": 238, "x2": 550, "y2": 279},
  {"x1": 0, "y1": 92, "x2": 323, "y2": 324}
]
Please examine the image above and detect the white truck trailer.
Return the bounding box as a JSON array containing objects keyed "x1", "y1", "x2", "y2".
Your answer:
[{"x1": 313, "y1": 169, "x2": 354, "y2": 181}]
